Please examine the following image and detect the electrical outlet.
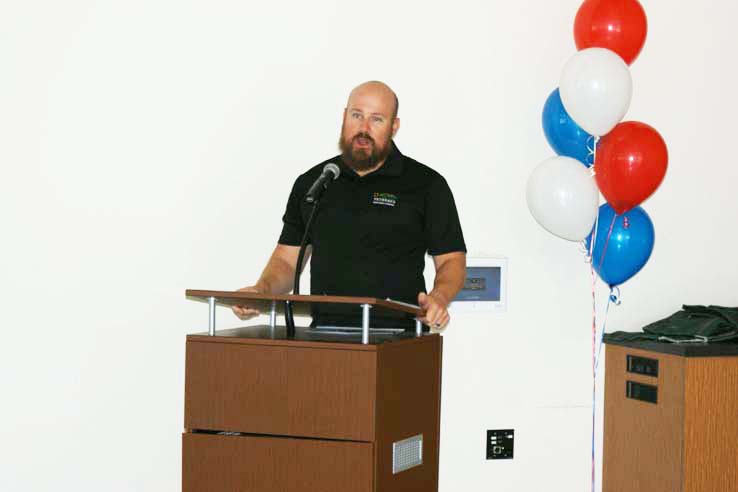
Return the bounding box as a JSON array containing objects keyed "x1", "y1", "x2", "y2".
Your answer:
[{"x1": 487, "y1": 429, "x2": 514, "y2": 459}]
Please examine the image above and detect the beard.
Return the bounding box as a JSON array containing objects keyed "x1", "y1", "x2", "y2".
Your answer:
[{"x1": 338, "y1": 129, "x2": 392, "y2": 172}]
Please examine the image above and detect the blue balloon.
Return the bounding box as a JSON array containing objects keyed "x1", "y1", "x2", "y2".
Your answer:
[
  {"x1": 542, "y1": 88, "x2": 593, "y2": 167},
  {"x1": 586, "y1": 204, "x2": 655, "y2": 287}
]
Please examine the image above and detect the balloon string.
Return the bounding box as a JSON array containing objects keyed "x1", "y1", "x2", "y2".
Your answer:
[
  {"x1": 591, "y1": 286, "x2": 621, "y2": 492},
  {"x1": 590, "y1": 262, "x2": 598, "y2": 492},
  {"x1": 584, "y1": 136, "x2": 600, "y2": 262},
  {"x1": 579, "y1": 240, "x2": 590, "y2": 257},
  {"x1": 588, "y1": 209, "x2": 599, "y2": 260},
  {"x1": 590, "y1": 255, "x2": 597, "y2": 375},
  {"x1": 581, "y1": 209, "x2": 599, "y2": 262},
  {"x1": 596, "y1": 213, "x2": 617, "y2": 276},
  {"x1": 587, "y1": 135, "x2": 602, "y2": 492},
  {"x1": 591, "y1": 364, "x2": 596, "y2": 492},
  {"x1": 596, "y1": 287, "x2": 620, "y2": 371},
  {"x1": 587, "y1": 135, "x2": 600, "y2": 173}
]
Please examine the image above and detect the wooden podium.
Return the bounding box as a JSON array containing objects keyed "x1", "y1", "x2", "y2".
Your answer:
[
  {"x1": 602, "y1": 340, "x2": 738, "y2": 492},
  {"x1": 182, "y1": 291, "x2": 442, "y2": 492}
]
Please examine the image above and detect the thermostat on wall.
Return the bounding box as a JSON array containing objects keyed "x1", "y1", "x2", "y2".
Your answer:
[{"x1": 449, "y1": 257, "x2": 507, "y2": 313}]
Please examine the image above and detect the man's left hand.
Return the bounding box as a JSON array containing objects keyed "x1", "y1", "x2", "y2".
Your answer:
[{"x1": 417, "y1": 292, "x2": 450, "y2": 331}]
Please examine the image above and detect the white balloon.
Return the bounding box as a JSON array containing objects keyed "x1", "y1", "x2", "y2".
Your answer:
[
  {"x1": 560, "y1": 48, "x2": 632, "y2": 137},
  {"x1": 526, "y1": 156, "x2": 599, "y2": 241}
]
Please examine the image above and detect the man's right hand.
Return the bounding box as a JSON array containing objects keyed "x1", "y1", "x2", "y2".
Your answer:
[
  {"x1": 230, "y1": 244, "x2": 305, "y2": 321},
  {"x1": 231, "y1": 285, "x2": 263, "y2": 320}
]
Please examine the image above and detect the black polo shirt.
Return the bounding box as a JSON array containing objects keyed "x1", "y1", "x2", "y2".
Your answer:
[{"x1": 278, "y1": 142, "x2": 466, "y2": 328}]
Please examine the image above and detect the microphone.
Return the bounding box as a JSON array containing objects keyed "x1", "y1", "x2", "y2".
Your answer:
[{"x1": 304, "y1": 163, "x2": 340, "y2": 203}]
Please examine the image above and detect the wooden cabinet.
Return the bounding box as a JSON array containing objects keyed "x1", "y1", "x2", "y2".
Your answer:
[
  {"x1": 182, "y1": 327, "x2": 442, "y2": 492},
  {"x1": 603, "y1": 342, "x2": 738, "y2": 492}
]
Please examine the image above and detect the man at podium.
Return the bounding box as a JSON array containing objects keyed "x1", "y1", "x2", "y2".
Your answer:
[{"x1": 233, "y1": 81, "x2": 466, "y2": 331}]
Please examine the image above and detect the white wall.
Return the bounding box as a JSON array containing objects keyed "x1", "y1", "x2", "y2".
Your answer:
[{"x1": 1, "y1": 1, "x2": 736, "y2": 490}]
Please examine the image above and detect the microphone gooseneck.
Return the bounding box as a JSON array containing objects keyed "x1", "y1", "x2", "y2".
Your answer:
[{"x1": 284, "y1": 162, "x2": 340, "y2": 336}]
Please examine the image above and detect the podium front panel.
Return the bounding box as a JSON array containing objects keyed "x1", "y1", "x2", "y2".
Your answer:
[
  {"x1": 185, "y1": 339, "x2": 377, "y2": 441},
  {"x1": 182, "y1": 433, "x2": 373, "y2": 492},
  {"x1": 185, "y1": 342, "x2": 290, "y2": 436},
  {"x1": 286, "y1": 346, "x2": 376, "y2": 441}
]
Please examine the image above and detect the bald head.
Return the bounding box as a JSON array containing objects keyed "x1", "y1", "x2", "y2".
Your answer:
[
  {"x1": 346, "y1": 81, "x2": 399, "y2": 121},
  {"x1": 339, "y1": 81, "x2": 401, "y2": 174}
]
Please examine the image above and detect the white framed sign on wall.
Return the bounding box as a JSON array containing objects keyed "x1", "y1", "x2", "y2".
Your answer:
[{"x1": 449, "y1": 257, "x2": 508, "y2": 313}]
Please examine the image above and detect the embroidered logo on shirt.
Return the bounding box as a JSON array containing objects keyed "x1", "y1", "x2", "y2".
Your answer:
[{"x1": 372, "y1": 192, "x2": 397, "y2": 207}]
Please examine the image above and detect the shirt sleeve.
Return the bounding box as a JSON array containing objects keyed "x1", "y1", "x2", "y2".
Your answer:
[
  {"x1": 277, "y1": 178, "x2": 305, "y2": 246},
  {"x1": 425, "y1": 176, "x2": 467, "y2": 256}
]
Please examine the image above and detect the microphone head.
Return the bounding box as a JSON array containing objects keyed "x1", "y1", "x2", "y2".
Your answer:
[{"x1": 323, "y1": 162, "x2": 340, "y2": 180}]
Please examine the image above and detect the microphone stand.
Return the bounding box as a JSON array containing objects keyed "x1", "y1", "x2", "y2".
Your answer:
[{"x1": 284, "y1": 199, "x2": 320, "y2": 337}]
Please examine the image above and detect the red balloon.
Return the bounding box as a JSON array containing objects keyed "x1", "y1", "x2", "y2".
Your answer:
[
  {"x1": 595, "y1": 122, "x2": 667, "y2": 214},
  {"x1": 574, "y1": 0, "x2": 648, "y2": 65}
]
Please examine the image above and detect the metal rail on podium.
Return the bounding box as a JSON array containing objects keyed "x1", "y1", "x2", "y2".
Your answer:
[{"x1": 186, "y1": 290, "x2": 425, "y2": 343}]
